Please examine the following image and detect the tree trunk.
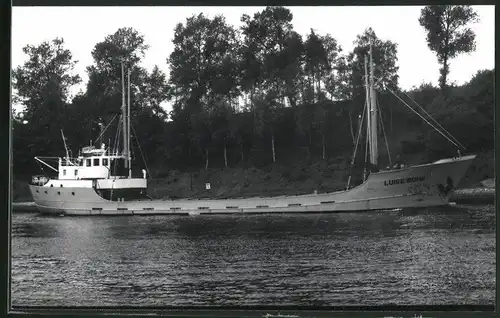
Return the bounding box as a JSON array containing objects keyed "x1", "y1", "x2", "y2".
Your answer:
[
  {"x1": 205, "y1": 148, "x2": 209, "y2": 171},
  {"x1": 223, "y1": 139, "x2": 228, "y2": 168},
  {"x1": 251, "y1": 88, "x2": 255, "y2": 117},
  {"x1": 390, "y1": 103, "x2": 393, "y2": 133},
  {"x1": 316, "y1": 71, "x2": 321, "y2": 101},
  {"x1": 301, "y1": 76, "x2": 305, "y2": 104},
  {"x1": 322, "y1": 132, "x2": 326, "y2": 160},
  {"x1": 240, "y1": 141, "x2": 244, "y2": 162},
  {"x1": 271, "y1": 132, "x2": 276, "y2": 164},
  {"x1": 439, "y1": 56, "x2": 450, "y2": 93},
  {"x1": 308, "y1": 131, "x2": 312, "y2": 159},
  {"x1": 189, "y1": 146, "x2": 193, "y2": 191},
  {"x1": 309, "y1": 73, "x2": 314, "y2": 103},
  {"x1": 348, "y1": 110, "x2": 355, "y2": 145}
]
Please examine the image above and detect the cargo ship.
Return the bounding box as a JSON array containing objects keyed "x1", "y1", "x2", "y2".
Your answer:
[{"x1": 28, "y1": 45, "x2": 475, "y2": 216}]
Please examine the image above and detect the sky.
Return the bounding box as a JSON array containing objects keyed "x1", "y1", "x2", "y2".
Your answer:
[{"x1": 11, "y1": 5, "x2": 495, "y2": 114}]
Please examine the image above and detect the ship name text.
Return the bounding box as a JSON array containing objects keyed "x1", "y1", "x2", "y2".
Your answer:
[{"x1": 384, "y1": 176, "x2": 425, "y2": 186}]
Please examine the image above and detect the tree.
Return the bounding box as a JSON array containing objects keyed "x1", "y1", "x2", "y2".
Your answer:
[
  {"x1": 136, "y1": 65, "x2": 170, "y2": 120},
  {"x1": 281, "y1": 31, "x2": 305, "y2": 108},
  {"x1": 253, "y1": 91, "x2": 286, "y2": 164},
  {"x1": 168, "y1": 14, "x2": 239, "y2": 110},
  {"x1": 419, "y1": 5, "x2": 479, "y2": 91},
  {"x1": 85, "y1": 27, "x2": 150, "y2": 117},
  {"x1": 349, "y1": 28, "x2": 399, "y2": 98},
  {"x1": 81, "y1": 27, "x2": 172, "y2": 169},
  {"x1": 210, "y1": 101, "x2": 234, "y2": 168},
  {"x1": 324, "y1": 54, "x2": 357, "y2": 142},
  {"x1": 240, "y1": 6, "x2": 299, "y2": 163},
  {"x1": 228, "y1": 111, "x2": 253, "y2": 163},
  {"x1": 304, "y1": 29, "x2": 330, "y2": 103},
  {"x1": 12, "y1": 38, "x2": 81, "y2": 168},
  {"x1": 320, "y1": 34, "x2": 342, "y2": 98},
  {"x1": 347, "y1": 28, "x2": 399, "y2": 141},
  {"x1": 13, "y1": 38, "x2": 81, "y2": 123},
  {"x1": 312, "y1": 104, "x2": 329, "y2": 160},
  {"x1": 294, "y1": 105, "x2": 315, "y2": 158},
  {"x1": 240, "y1": 6, "x2": 295, "y2": 106},
  {"x1": 167, "y1": 13, "x2": 240, "y2": 169}
]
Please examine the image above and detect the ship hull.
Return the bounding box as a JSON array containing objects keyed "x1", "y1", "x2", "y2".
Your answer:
[{"x1": 29, "y1": 155, "x2": 475, "y2": 216}]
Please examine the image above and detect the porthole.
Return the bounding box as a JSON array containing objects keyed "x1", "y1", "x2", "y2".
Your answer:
[
  {"x1": 71, "y1": 192, "x2": 75, "y2": 196},
  {"x1": 60, "y1": 184, "x2": 63, "y2": 187},
  {"x1": 36, "y1": 190, "x2": 39, "y2": 193},
  {"x1": 57, "y1": 191, "x2": 61, "y2": 195},
  {"x1": 50, "y1": 184, "x2": 53, "y2": 187},
  {"x1": 44, "y1": 191, "x2": 47, "y2": 194}
]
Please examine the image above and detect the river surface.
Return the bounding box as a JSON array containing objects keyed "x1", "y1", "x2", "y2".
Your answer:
[{"x1": 10, "y1": 205, "x2": 495, "y2": 307}]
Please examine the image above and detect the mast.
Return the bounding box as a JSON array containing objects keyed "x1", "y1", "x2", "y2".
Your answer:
[
  {"x1": 363, "y1": 56, "x2": 372, "y2": 166},
  {"x1": 61, "y1": 129, "x2": 70, "y2": 163},
  {"x1": 369, "y1": 41, "x2": 378, "y2": 166},
  {"x1": 127, "y1": 68, "x2": 132, "y2": 178},
  {"x1": 121, "y1": 62, "x2": 128, "y2": 169}
]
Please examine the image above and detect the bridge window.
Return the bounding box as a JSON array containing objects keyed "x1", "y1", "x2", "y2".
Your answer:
[
  {"x1": 63, "y1": 169, "x2": 66, "y2": 176},
  {"x1": 86, "y1": 159, "x2": 91, "y2": 167},
  {"x1": 74, "y1": 170, "x2": 78, "y2": 176},
  {"x1": 93, "y1": 158, "x2": 100, "y2": 166},
  {"x1": 79, "y1": 160, "x2": 84, "y2": 166},
  {"x1": 103, "y1": 158, "x2": 108, "y2": 166}
]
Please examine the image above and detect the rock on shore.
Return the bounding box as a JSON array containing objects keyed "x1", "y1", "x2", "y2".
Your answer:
[{"x1": 450, "y1": 187, "x2": 495, "y2": 204}]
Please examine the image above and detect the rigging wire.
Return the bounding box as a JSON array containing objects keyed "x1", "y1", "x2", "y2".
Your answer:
[
  {"x1": 346, "y1": 96, "x2": 368, "y2": 189},
  {"x1": 396, "y1": 84, "x2": 465, "y2": 149},
  {"x1": 130, "y1": 123, "x2": 152, "y2": 179},
  {"x1": 112, "y1": 115, "x2": 121, "y2": 156},
  {"x1": 376, "y1": 98, "x2": 392, "y2": 166},
  {"x1": 93, "y1": 114, "x2": 118, "y2": 148},
  {"x1": 363, "y1": 114, "x2": 370, "y2": 181},
  {"x1": 373, "y1": 68, "x2": 465, "y2": 150},
  {"x1": 384, "y1": 86, "x2": 463, "y2": 150}
]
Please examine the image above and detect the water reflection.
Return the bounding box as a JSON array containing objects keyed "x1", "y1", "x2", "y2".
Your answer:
[{"x1": 10, "y1": 205, "x2": 496, "y2": 306}]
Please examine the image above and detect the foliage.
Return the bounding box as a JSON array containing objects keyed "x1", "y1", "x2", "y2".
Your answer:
[
  {"x1": 12, "y1": 38, "x2": 81, "y2": 173},
  {"x1": 11, "y1": 6, "x2": 494, "y2": 182},
  {"x1": 421, "y1": 69, "x2": 494, "y2": 160},
  {"x1": 13, "y1": 38, "x2": 81, "y2": 122}
]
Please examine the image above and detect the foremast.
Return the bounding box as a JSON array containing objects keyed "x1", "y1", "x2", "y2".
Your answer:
[
  {"x1": 368, "y1": 42, "x2": 378, "y2": 167},
  {"x1": 363, "y1": 40, "x2": 379, "y2": 173}
]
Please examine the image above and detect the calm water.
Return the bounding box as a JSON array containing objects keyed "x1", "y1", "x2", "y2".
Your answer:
[{"x1": 10, "y1": 205, "x2": 495, "y2": 307}]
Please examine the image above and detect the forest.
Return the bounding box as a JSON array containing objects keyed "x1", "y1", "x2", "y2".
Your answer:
[{"x1": 11, "y1": 6, "x2": 494, "y2": 199}]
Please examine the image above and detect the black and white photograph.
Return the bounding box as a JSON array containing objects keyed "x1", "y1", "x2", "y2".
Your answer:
[{"x1": 9, "y1": 4, "x2": 495, "y2": 315}]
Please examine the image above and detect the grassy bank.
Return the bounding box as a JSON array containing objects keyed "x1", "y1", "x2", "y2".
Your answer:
[{"x1": 146, "y1": 151, "x2": 494, "y2": 200}]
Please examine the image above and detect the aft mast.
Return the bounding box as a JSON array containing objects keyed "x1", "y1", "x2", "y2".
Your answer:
[
  {"x1": 364, "y1": 56, "x2": 372, "y2": 170},
  {"x1": 127, "y1": 68, "x2": 132, "y2": 178}
]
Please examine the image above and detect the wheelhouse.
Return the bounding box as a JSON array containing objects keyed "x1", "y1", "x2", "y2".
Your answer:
[{"x1": 58, "y1": 144, "x2": 129, "y2": 180}]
